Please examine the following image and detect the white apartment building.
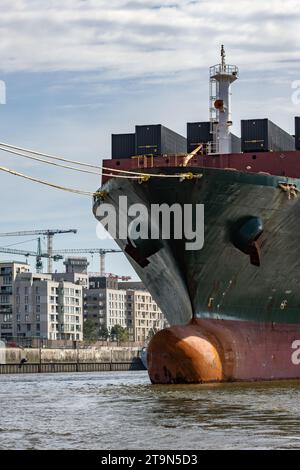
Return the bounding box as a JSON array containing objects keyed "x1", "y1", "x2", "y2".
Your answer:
[
  {"x1": 84, "y1": 277, "x2": 166, "y2": 341},
  {"x1": 126, "y1": 289, "x2": 166, "y2": 342},
  {"x1": 53, "y1": 272, "x2": 88, "y2": 289},
  {"x1": 106, "y1": 288, "x2": 126, "y2": 330},
  {"x1": 13, "y1": 272, "x2": 83, "y2": 341},
  {"x1": 84, "y1": 277, "x2": 126, "y2": 332},
  {"x1": 0, "y1": 261, "x2": 30, "y2": 340}
]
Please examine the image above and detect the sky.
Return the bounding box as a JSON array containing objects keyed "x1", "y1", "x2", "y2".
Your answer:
[{"x1": 0, "y1": 0, "x2": 300, "y2": 277}]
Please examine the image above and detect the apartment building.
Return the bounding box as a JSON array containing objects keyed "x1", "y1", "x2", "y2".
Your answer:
[
  {"x1": 84, "y1": 277, "x2": 166, "y2": 341},
  {"x1": 84, "y1": 276, "x2": 126, "y2": 331},
  {"x1": 0, "y1": 261, "x2": 30, "y2": 340},
  {"x1": 126, "y1": 289, "x2": 165, "y2": 342},
  {"x1": 53, "y1": 271, "x2": 88, "y2": 289},
  {"x1": 13, "y1": 272, "x2": 83, "y2": 341}
]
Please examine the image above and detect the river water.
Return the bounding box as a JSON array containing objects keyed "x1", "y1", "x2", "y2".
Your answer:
[{"x1": 0, "y1": 371, "x2": 300, "y2": 450}]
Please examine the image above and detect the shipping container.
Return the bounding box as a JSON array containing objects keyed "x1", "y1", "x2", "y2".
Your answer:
[
  {"x1": 135, "y1": 124, "x2": 186, "y2": 156},
  {"x1": 187, "y1": 122, "x2": 212, "y2": 153},
  {"x1": 112, "y1": 133, "x2": 136, "y2": 159},
  {"x1": 296, "y1": 117, "x2": 300, "y2": 150},
  {"x1": 230, "y1": 133, "x2": 241, "y2": 153},
  {"x1": 241, "y1": 118, "x2": 295, "y2": 153}
]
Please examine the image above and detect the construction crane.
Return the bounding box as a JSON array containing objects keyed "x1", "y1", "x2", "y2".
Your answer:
[
  {"x1": 53, "y1": 248, "x2": 122, "y2": 276},
  {"x1": 0, "y1": 229, "x2": 77, "y2": 273},
  {"x1": 0, "y1": 238, "x2": 63, "y2": 273},
  {"x1": 105, "y1": 274, "x2": 131, "y2": 281}
]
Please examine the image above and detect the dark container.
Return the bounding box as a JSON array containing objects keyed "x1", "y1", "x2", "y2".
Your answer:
[
  {"x1": 187, "y1": 122, "x2": 212, "y2": 153},
  {"x1": 230, "y1": 133, "x2": 241, "y2": 153},
  {"x1": 135, "y1": 124, "x2": 186, "y2": 156},
  {"x1": 241, "y1": 118, "x2": 295, "y2": 153},
  {"x1": 296, "y1": 117, "x2": 300, "y2": 150},
  {"x1": 112, "y1": 133, "x2": 136, "y2": 159}
]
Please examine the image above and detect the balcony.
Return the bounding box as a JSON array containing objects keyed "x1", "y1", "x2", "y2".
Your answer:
[
  {"x1": 0, "y1": 268, "x2": 12, "y2": 275},
  {"x1": 0, "y1": 307, "x2": 13, "y2": 314},
  {"x1": 0, "y1": 288, "x2": 12, "y2": 295}
]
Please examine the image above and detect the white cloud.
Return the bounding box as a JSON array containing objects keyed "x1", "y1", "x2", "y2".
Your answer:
[{"x1": 0, "y1": 0, "x2": 299, "y2": 79}]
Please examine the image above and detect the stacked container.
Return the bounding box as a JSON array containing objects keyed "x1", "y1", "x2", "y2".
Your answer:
[
  {"x1": 230, "y1": 133, "x2": 241, "y2": 153},
  {"x1": 187, "y1": 122, "x2": 212, "y2": 153},
  {"x1": 135, "y1": 124, "x2": 186, "y2": 156},
  {"x1": 241, "y1": 119, "x2": 295, "y2": 153},
  {"x1": 295, "y1": 117, "x2": 300, "y2": 150},
  {"x1": 112, "y1": 133, "x2": 136, "y2": 159}
]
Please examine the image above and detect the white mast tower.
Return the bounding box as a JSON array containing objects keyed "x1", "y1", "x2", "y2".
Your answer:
[{"x1": 209, "y1": 45, "x2": 239, "y2": 154}]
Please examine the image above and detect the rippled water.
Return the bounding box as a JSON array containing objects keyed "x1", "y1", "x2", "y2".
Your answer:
[{"x1": 1, "y1": 371, "x2": 300, "y2": 449}]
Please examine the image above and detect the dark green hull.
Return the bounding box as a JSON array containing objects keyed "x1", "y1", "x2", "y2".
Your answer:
[{"x1": 94, "y1": 168, "x2": 300, "y2": 326}]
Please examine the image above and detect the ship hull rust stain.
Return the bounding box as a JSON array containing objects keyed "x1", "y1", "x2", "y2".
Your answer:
[
  {"x1": 148, "y1": 320, "x2": 223, "y2": 384},
  {"x1": 148, "y1": 318, "x2": 300, "y2": 384}
]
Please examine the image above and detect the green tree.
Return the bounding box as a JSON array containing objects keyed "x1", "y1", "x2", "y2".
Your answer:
[
  {"x1": 83, "y1": 319, "x2": 98, "y2": 342},
  {"x1": 99, "y1": 325, "x2": 109, "y2": 340},
  {"x1": 110, "y1": 324, "x2": 129, "y2": 342}
]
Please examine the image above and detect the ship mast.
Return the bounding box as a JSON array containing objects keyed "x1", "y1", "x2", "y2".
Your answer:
[{"x1": 209, "y1": 45, "x2": 239, "y2": 154}]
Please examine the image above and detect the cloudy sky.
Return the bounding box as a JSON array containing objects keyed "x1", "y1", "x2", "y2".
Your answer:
[{"x1": 0, "y1": 0, "x2": 299, "y2": 276}]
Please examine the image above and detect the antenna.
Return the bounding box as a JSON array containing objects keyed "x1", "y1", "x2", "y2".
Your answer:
[{"x1": 221, "y1": 44, "x2": 226, "y2": 70}]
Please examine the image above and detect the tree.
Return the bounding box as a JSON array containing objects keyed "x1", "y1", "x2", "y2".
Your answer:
[
  {"x1": 99, "y1": 325, "x2": 109, "y2": 340},
  {"x1": 110, "y1": 324, "x2": 129, "y2": 342},
  {"x1": 83, "y1": 319, "x2": 98, "y2": 342}
]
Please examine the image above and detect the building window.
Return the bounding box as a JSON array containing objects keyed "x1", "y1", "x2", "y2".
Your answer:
[
  {"x1": 0, "y1": 295, "x2": 9, "y2": 304},
  {"x1": 3, "y1": 276, "x2": 12, "y2": 285},
  {"x1": 36, "y1": 305, "x2": 40, "y2": 313},
  {"x1": 25, "y1": 296, "x2": 29, "y2": 304},
  {"x1": 3, "y1": 314, "x2": 12, "y2": 322},
  {"x1": 36, "y1": 314, "x2": 40, "y2": 321}
]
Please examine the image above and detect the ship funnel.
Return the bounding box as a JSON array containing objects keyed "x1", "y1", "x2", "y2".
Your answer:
[{"x1": 209, "y1": 45, "x2": 239, "y2": 154}]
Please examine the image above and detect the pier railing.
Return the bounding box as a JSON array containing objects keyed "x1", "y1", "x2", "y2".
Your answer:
[{"x1": 0, "y1": 358, "x2": 145, "y2": 375}]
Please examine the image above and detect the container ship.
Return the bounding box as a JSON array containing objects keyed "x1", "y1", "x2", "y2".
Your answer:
[{"x1": 93, "y1": 46, "x2": 300, "y2": 384}]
